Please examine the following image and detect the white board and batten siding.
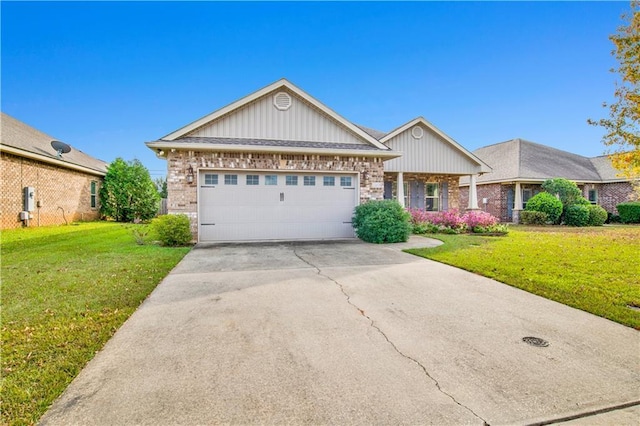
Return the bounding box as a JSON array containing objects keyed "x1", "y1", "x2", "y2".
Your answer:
[
  {"x1": 187, "y1": 90, "x2": 367, "y2": 146},
  {"x1": 198, "y1": 170, "x2": 358, "y2": 242},
  {"x1": 384, "y1": 125, "x2": 483, "y2": 175}
]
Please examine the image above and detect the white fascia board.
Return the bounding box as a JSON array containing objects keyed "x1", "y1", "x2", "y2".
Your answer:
[
  {"x1": 1, "y1": 145, "x2": 106, "y2": 176},
  {"x1": 146, "y1": 141, "x2": 401, "y2": 159},
  {"x1": 381, "y1": 117, "x2": 492, "y2": 173},
  {"x1": 160, "y1": 78, "x2": 391, "y2": 151}
]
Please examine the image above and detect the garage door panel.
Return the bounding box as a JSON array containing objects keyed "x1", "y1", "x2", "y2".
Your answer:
[{"x1": 199, "y1": 172, "x2": 357, "y2": 242}]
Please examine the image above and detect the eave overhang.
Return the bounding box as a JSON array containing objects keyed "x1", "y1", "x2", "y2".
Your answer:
[{"x1": 0, "y1": 144, "x2": 107, "y2": 177}]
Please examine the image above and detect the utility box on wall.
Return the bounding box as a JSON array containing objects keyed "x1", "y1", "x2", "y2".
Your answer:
[{"x1": 23, "y1": 187, "x2": 35, "y2": 212}]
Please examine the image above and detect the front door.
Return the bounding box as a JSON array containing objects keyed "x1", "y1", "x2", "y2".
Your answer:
[{"x1": 409, "y1": 181, "x2": 425, "y2": 209}]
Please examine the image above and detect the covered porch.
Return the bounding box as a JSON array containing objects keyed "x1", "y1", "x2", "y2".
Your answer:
[{"x1": 383, "y1": 172, "x2": 481, "y2": 211}]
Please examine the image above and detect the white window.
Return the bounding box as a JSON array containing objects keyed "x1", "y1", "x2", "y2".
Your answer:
[
  {"x1": 224, "y1": 175, "x2": 238, "y2": 185},
  {"x1": 246, "y1": 175, "x2": 259, "y2": 185},
  {"x1": 265, "y1": 175, "x2": 277, "y2": 186},
  {"x1": 90, "y1": 181, "x2": 97, "y2": 209},
  {"x1": 304, "y1": 176, "x2": 316, "y2": 186},
  {"x1": 588, "y1": 189, "x2": 598, "y2": 204},
  {"x1": 340, "y1": 176, "x2": 352, "y2": 187},
  {"x1": 323, "y1": 176, "x2": 335, "y2": 186},
  {"x1": 286, "y1": 176, "x2": 298, "y2": 186},
  {"x1": 204, "y1": 174, "x2": 218, "y2": 185},
  {"x1": 425, "y1": 183, "x2": 439, "y2": 211}
]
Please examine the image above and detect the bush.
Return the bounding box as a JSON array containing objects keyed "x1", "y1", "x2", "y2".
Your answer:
[
  {"x1": 151, "y1": 214, "x2": 193, "y2": 246},
  {"x1": 412, "y1": 222, "x2": 439, "y2": 235},
  {"x1": 617, "y1": 202, "x2": 640, "y2": 223},
  {"x1": 541, "y1": 178, "x2": 584, "y2": 207},
  {"x1": 565, "y1": 205, "x2": 590, "y2": 227},
  {"x1": 525, "y1": 192, "x2": 563, "y2": 224},
  {"x1": 520, "y1": 211, "x2": 549, "y2": 225},
  {"x1": 463, "y1": 210, "x2": 498, "y2": 228},
  {"x1": 606, "y1": 213, "x2": 622, "y2": 224},
  {"x1": 352, "y1": 200, "x2": 411, "y2": 243},
  {"x1": 587, "y1": 205, "x2": 608, "y2": 226}
]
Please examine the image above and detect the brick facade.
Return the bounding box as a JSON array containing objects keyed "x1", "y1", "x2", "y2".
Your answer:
[
  {"x1": 166, "y1": 150, "x2": 385, "y2": 239},
  {"x1": 591, "y1": 182, "x2": 636, "y2": 214},
  {"x1": 1, "y1": 152, "x2": 102, "y2": 229},
  {"x1": 460, "y1": 181, "x2": 636, "y2": 222}
]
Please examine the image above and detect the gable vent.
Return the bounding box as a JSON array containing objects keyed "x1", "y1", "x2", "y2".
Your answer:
[
  {"x1": 411, "y1": 126, "x2": 424, "y2": 139},
  {"x1": 273, "y1": 92, "x2": 292, "y2": 111}
]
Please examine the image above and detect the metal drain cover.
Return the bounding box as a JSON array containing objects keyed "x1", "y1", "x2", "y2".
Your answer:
[{"x1": 522, "y1": 336, "x2": 549, "y2": 347}]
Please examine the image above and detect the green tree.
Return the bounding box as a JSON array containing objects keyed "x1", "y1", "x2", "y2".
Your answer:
[
  {"x1": 154, "y1": 177, "x2": 168, "y2": 198},
  {"x1": 588, "y1": 1, "x2": 639, "y2": 198},
  {"x1": 100, "y1": 158, "x2": 160, "y2": 222}
]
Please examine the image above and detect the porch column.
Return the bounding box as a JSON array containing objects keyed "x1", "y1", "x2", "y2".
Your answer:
[
  {"x1": 467, "y1": 174, "x2": 479, "y2": 210},
  {"x1": 513, "y1": 182, "x2": 523, "y2": 223},
  {"x1": 397, "y1": 172, "x2": 405, "y2": 208}
]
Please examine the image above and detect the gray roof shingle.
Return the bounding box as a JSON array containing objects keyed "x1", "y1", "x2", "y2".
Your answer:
[
  {"x1": 1, "y1": 112, "x2": 108, "y2": 174},
  {"x1": 153, "y1": 136, "x2": 384, "y2": 151},
  {"x1": 462, "y1": 138, "x2": 623, "y2": 184}
]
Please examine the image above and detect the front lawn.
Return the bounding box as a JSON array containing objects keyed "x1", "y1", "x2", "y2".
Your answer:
[
  {"x1": 1, "y1": 222, "x2": 191, "y2": 426},
  {"x1": 406, "y1": 226, "x2": 640, "y2": 329}
]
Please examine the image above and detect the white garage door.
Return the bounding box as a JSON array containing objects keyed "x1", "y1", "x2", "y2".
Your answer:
[{"x1": 199, "y1": 171, "x2": 358, "y2": 242}]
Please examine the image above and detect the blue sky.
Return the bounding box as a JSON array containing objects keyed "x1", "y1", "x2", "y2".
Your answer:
[{"x1": 1, "y1": 1, "x2": 631, "y2": 178}]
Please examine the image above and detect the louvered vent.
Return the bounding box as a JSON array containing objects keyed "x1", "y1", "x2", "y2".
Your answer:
[
  {"x1": 274, "y1": 92, "x2": 292, "y2": 111},
  {"x1": 411, "y1": 126, "x2": 424, "y2": 139}
]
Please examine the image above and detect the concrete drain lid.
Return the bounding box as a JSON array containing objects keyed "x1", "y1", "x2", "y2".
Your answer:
[{"x1": 522, "y1": 336, "x2": 549, "y2": 347}]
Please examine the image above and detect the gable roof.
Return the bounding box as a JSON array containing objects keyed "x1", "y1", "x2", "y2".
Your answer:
[
  {"x1": 460, "y1": 138, "x2": 626, "y2": 185},
  {"x1": 158, "y1": 78, "x2": 391, "y2": 151},
  {"x1": 1, "y1": 112, "x2": 107, "y2": 176},
  {"x1": 380, "y1": 117, "x2": 491, "y2": 173}
]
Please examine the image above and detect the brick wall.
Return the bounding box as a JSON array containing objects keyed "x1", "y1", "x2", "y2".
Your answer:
[
  {"x1": 166, "y1": 150, "x2": 385, "y2": 239},
  {"x1": 460, "y1": 183, "x2": 512, "y2": 222},
  {"x1": 1, "y1": 152, "x2": 102, "y2": 229},
  {"x1": 594, "y1": 182, "x2": 636, "y2": 214}
]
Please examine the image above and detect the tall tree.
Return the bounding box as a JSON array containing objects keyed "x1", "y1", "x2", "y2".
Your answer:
[
  {"x1": 589, "y1": 1, "x2": 640, "y2": 198},
  {"x1": 100, "y1": 158, "x2": 160, "y2": 222}
]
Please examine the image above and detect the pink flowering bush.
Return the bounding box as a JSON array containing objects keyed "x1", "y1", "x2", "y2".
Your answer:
[
  {"x1": 409, "y1": 208, "x2": 506, "y2": 235},
  {"x1": 462, "y1": 210, "x2": 499, "y2": 229}
]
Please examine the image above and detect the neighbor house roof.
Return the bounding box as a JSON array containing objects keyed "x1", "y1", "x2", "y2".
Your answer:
[
  {"x1": 1, "y1": 112, "x2": 108, "y2": 176},
  {"x1": 460, "y1": 138, "x2": 627, "y2": 186}
]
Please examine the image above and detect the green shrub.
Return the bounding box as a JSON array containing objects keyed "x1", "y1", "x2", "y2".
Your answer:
[
  {"x1": 520, "y1": 211, "x2": 549, "y2": 225},
  {"x1": 587, "y1": 205, "x2": 608, "y2": 226},
  {"x1": 541, "y1": 178, "x2": 584, "y2": 207},
  {"x1": 565, "y1": 204, "x2": 590, "y2": 227},
  {"x1": 525, "y1": 192, "x2": 563, "y2": 224},
  {"x1": 412, "y1": 222, "x2": 439, "y2": 235},
  {"x1": 607, "y1": 213, "x2": 622, "y2": 224},
  {"x1": 151, "y1": 214, "x2": 193, "y2": 246},
  {"x1": 617, "y1": 202, "x2": 640, "y2": 223},
  {"x1": 352, "y1": 200, "x2": 411, "y2": 243}
]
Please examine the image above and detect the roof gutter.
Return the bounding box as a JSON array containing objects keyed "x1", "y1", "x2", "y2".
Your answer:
[
  {"x1": 146, "y1": 141, "x2": 402, "y2": 159},
  {"x1": 1, "y1": 145, "x2": 107, "y2": 176}
]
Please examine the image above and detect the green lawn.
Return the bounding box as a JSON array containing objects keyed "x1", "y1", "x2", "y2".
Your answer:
[
  {"x1": 406, "y1": 225, "x2": 640, "y2": 329},
  {"x1": 1, "y1": 222, "x2": 191, "y2": 426}
]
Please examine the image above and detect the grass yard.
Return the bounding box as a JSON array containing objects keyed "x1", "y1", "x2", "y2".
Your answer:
[
  {"x1": 1, "y1": 222, "x2": 191, "y2": 426},
  {"x1": 406, "y1": 225, "x2": 640, "y2": 329}
]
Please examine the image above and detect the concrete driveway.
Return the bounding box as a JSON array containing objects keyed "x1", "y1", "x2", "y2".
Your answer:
[{"x1": 40, "y1": 238, "x2": 640, "y2": 425}]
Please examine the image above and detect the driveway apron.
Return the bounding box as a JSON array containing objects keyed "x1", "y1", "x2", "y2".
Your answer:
[{"x1": 39, "y1": 238, "x2": 640, "y2": 425}]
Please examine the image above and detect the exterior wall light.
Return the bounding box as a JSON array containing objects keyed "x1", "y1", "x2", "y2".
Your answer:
[{"x1": 186, "y1": 165, "x2": 194, "y2": 184}]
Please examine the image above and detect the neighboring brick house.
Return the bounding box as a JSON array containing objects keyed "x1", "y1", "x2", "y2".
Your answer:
[
  {"x1": 146, "y1": 79, "x2": 489, "y2": 242},
  {"x1": 1, "y1": 113, "x2": 108, "y2": 229},
  {"x1": 459, "y1": 138, "x2": 636, "y2": 222}
]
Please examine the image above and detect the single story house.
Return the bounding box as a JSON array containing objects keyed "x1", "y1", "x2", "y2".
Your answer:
[
  {"x1": 459, "y1": 138, "x2": 636, "y2": 222},
  {"x1": 146, "y1": 79, "x2": 490, "y2": 242},
  {"x1": 0, "y1": 112, "x2": 108, "y2": 229}
]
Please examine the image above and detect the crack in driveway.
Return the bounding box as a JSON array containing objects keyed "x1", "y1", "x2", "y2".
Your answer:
[{"x1": 293, "y1": 248, "x2": 490, "y2": 426}]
